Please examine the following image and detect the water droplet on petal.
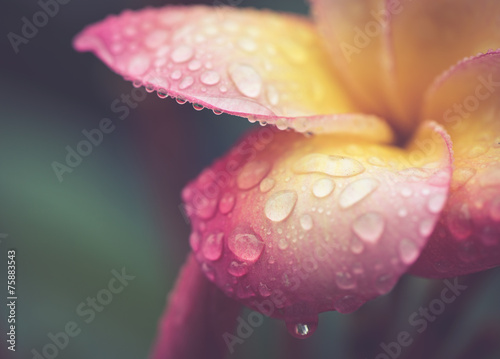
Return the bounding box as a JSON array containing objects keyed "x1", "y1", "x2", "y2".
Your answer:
[
  {"x1": 170, "y1": 70, "x2": 182, "y2": 80},
  {"x1": 228, "y1": 63, "x2": 262, "y2": 98},
  {"x1": 179, "y1": 76, "x2": 194, "y2": 90},
  {"x1": 350, "y1": 236, "x2": 364, "y2": 254},
  {"x1": 368, "y1": 156, "x2": 386, "y2": 167},
  {"x1": 399, "y1": 238, "x2": 419, "y2": 264},
  {"x1": 202, "y1": 232, "x2": 224, "y2": 261},
  {"x1": 227, "y1": 261, "x2": 249, "y2": 277},
  {"x1": 259, "y1": 178, "x2": 275, "y2": 193},
  {"x1": 238, "y1": 37, "x2": 258, "y2": 52},
  {"x1": 265, "y1": 190, "x2": 297, "y2": 222},
  {"x1": 237, "y1": 160, "x2": 271, "y2": 190},
  {"x1": 157, "y1": 89, "x2": 169, "y2": 99},
  {"x1": 351, "y1": 212, "x2": 385, "y2": 243},
  {"x1": 188, "y1": 59, "x2": 202, "y2": 71},
  {"x1": 278, "y1": 237, "x2": 289, "y2": 250},
  {"x1": 171, "y1": 45, "x2": 194, "y2": 63},
  {"x1": 335, "y1": 271, "x2": 356, "y2": 289},
  {"x1": 339, "y1": 179, "x2": 379, "y2": 209},
  {"x1": 200, "y1": 70, "x2": 221, "y2": 86},
  {"x1": 293, "y1": 154, "x2": 365, "y2": 177},
  {"x1": 266, "y1": 85, "x2": 280, "y2": 105},
  {"x1": 176, "y1": 97, "x2": 187, "y2": 105},
  {"x1": 258, "y1": 283, "x2": 271, "y2": 297},
  {"x1": 299, "y1": 214, "x2": 313, "y2": 231},
  {"x1": 427, "y1": 193, "x2": 447, "y2": 213},
  {"x1": 228, "y1": 228, "x2": 264, "y2": 262},
  {"x1": 286, "y1": 319, "x2": 318, "y2": 339},
  {"x1": 419, "y1": 218, "x2": 434, "y2": 237},
  {"x1": 212, "y1": 109, "x2": 223, "y2": 115},
  {"x1": 201, "y1": 262, "x2": 215, "y2": 281},
  {"x1": 312, "y1": 178, "x2": 335, "y2": 198},
  {"x1": 192, "y1": 103, "x2": 204, "y2": 111},
  {"x1": 219, "y1": 192, "x2": 236, "y2": 214},
  {"x1": 189, "y1": 231, "x2": 201, "y2": 252},
  {"x1": 400, "y1": 187, "x2": 413, "y2": 198},
  {"x1": 447, "y1": 203, "x2": 472, "y2": 240}
]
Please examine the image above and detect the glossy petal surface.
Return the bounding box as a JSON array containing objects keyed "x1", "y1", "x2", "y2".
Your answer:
[
  {"x1": 182, "y1": 122, "x2": 452, "y2": 329},
  {"x1": 411, "y1": 52, "x2": 500, "y2": 277},
  {"x1": 74, "y1": 5, "x2": 357, "y2": 125}
]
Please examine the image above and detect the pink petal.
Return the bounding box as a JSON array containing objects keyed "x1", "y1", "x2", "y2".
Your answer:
[
  {"x1": 74, "y1": 6, "x2": 360, "y2": 133},
  {"x1": 182, "y1": 121, "x2": 452, "y2": 336},
  {"x1": 410, "y1": 51, "x2": 500, "y2": 278},
  {"x1": 151, "y1": 253, "x2": 242, "y2": 359}
]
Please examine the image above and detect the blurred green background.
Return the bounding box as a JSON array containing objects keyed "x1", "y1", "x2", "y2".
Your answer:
[{"x1": 1, "y1": 1, "x2": 499, "y2": 359}]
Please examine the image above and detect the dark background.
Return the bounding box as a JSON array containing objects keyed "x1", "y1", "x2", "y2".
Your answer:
[{"x1": 1, "y1": 1, "x2": 499, "y2": 359}]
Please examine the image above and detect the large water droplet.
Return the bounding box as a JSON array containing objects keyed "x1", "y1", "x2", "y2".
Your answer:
[
  {"x1": 264, "y1": 190, "x2": 297, "y2": 222},
  {"x1": 399, "y1": 238, "x2": 419, "y2": 264},
  {"x1": 237, "y1": 160, "x2": 271, "y2": 190},
  {"x1": 228, "y1": 228, "x2": 264, "y2": 262},
  {"x1": 227, "y1": 261, "x2": 249, "y2": 277},
  {"x1": 312, "y1": 178, "x2": 335, "y2": 198},
  {"x1": 300, "y1": 214, "x2": 313, "y2": 231},
  {"x1": 293, "y1": 154, "x2": 365, "y2": 177},
  {"x1": 228, "y1": 63, "x2": 262, "y2": 98},
  {"x1": 339, "y1": 178, "x2": 379, "y2": 209},
  {"x1": 200, "y1": 70, "x2": 220, "y2": 86},
  {"x1": 202, "y1": 232, "x2": 224, "y2": 261},
  {"x1": 351, "y1": 212, "x2": 385, "y2": 243},
  {"x1": 188, "y1": 59, "x2": 202, "y2": 71},
  {"x1": 171, "y1": 45, "x2": 194, "y2": 63}
]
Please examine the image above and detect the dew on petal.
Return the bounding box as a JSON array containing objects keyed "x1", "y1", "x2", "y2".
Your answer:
[
  {"x1": 219, "y1": 192, "x2": 236, "y2": 214},
  {"x1": 228, "y1": 63, "x2": 262, "y2": 98},
  {"x1": 189, "y1": 231, "x2": 201, "y2": 252},
  {"x1": 237, "y1": 160, "x2": 271, "y2": 190},
  {"x1": 179, "y1": 76, "x2": 194, "y2": 90},
  {"x1": 259, "y1": 177, "x2": 275, "y2": 193},
  {"x1": 350, "y1": 236, "x2": 365, "y2": 254},
  {"x1": 264, "y1": 190, "x2": 297, "y2": 222},
  {"x1": 335, "y1": 271, "x2": 356, "y2": 289},
  {"x1": 200, "y1": 70, "x2": 221, "y2": 86},
  {"x1": 399, "y1": 239, "x2": 419, "y2": 264},
  {"x1": 351, "y1": 212, "x2": 385, "y2": 243},
  {"x1": 202, "y1": 232, "x2": 224, "y2": 261},
  {"x1": 127, "y1": 54, "x2": 150, "y2": 76},
  {"x1": 312, "y1": 178, "x2": 335, "y2": 198},
  {"x1": 171, "y1": 44, "x2": 194, "y2": 63},
  {"x1": 188, "y1": 59, "x2": 202, "y2": 71},
  {"x1": 227, "y1": 261, "x2": 249, "y2": 277},
  {"x1": 293, "y1": 154, "x2": 365, "y2": 177},
  {"x1": 278, "y1": 237, "x2": 289, "y2": 250},
  {"x1": 339, "y1": 179, "x2": 379, "y2": 209},
  {"x1": 192, "y1": 103, "x2": 204, "y2": 111},
  {"x1": 300, "y1": 214, "x2": 313, "y2": 231},
  {"x1": 228, "y1": 228, "x2": 265, "y2": 262}
]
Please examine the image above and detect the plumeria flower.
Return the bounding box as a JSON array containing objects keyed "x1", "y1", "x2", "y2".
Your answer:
[{"x1": 74, "y1": 0, "x2": 500, "y2": 358}]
